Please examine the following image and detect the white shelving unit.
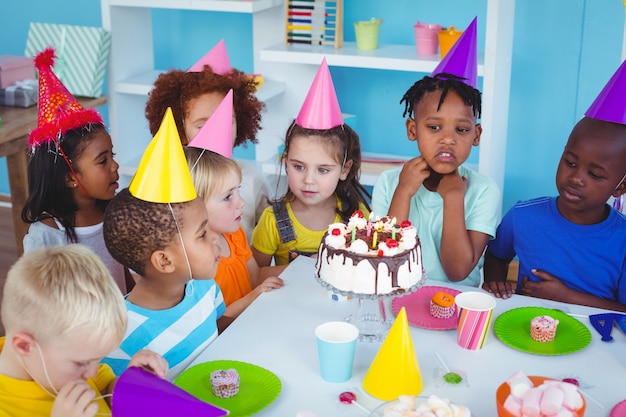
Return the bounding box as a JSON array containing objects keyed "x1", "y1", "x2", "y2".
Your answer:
[
  {"x1": 101, "y1": 0, "x2": 286, "y2": 183},
  {"x1": 102, "y1": 0, "x2": 514, "y2": 202},
  {"x1": 256, "y1": 0, "x2": 514, "y2": 201}
]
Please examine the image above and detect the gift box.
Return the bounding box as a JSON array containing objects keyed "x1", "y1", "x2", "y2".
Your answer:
[
  {"x1": 25, "y1": 22, "x2": 111, "y2": 97},
  {"x1": 0, "y1": 79, "x2": 37, "y2": 107},
  {"x1": 0, "y1": 56, "x2": 35, "y2": 89}
]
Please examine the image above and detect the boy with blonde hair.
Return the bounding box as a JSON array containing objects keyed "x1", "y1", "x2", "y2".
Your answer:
[{"x1": 0, "y1": 245, "x2": 167, "y2": 417}]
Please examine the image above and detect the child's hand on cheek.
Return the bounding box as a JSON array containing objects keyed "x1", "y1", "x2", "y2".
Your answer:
[
  {"x1": 397, "y1": 156, "x2": 431, "y2": 197},
  {"x1": 128, "y1": 349, "x2": 169, "y2": 379},
  {"x1": 437, "y1": 169, "x2": 467, "y2": 199},
  {"x1": 51, "y1": 380, "x2": 98, "y2": 417}
]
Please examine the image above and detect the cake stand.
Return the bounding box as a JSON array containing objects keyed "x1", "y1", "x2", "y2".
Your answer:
[{"x1": 315, "y1": 270, "x2": 426, "y2": 342}]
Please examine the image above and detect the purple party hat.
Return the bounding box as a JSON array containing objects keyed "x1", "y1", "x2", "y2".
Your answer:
[
  {"x1": 188, "y1": 39, "x2": 232, "y2": 74},
  {"x1": 585, "y1": 59, "x2": 626, "y2": 125},
  {"x1": 111, "y1": 367, "x2": 228, "y2": 417},
  {"x1": 295, "y1": 57, "x2": 344, "y2": 129},
  {"x1": 187, "y1": 89, "x2": 234, "y2": 158},
  {"x1": 431, "y1": 17, "x2": 478, "y2": 88}
]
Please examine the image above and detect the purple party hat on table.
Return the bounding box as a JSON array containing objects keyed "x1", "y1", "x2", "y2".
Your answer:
[
  {"x1": 187, "y1": 89, "x2": 234, "y2": 158},
  {"x1": 111, "y1": 367, "x2": 228, "y2": 417},
  {"x1": 585, "y1": 59, "x2": 626, "y2": 125},
  {"x1": 295, "y1": 57, "x2": 344, "y2": 129},
  {"x1": 188, "y1": 39, "x2": 232, "y2": 74},
  {"x1": 431, "y1": 16, "x2": 478, "y2": 88}
]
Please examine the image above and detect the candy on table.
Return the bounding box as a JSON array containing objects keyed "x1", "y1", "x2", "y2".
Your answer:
[
  {"x1": 435, "y1": 353, "x2": 464, "y2": 385},
  {"x1": 503, "y1": 371, "x2": 584, "y2": 417},
  {"x1": 339, "y1": 391, "x2": 370, "y2": 414}
]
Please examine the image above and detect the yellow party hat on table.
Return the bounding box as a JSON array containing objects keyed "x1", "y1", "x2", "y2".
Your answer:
[
  {"x1": 129, "y1": 107, "x2": 197, "y2": 203},
  {"x1": 362, "y1": 307, "x2": 423, "y2": 400}
]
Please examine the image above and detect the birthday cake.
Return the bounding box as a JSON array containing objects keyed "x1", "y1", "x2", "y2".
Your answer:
[
  {"x1": 530, "y1": 316, "x2": 559, "y2": 342},
  {"x1": 383, "y1": 395, "x2": 471, "y2": 417},
  {"x1": 315, "y1": 212, "x2": 424, "y2": 295},
  {"x1": 210, "y1": 369, "x2": 240, "y2": 398}
]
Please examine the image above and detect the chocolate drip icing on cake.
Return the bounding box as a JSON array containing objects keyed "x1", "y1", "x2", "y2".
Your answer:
[{"x1": 316, "y1": 230, "x2": 421, "y2": 295}]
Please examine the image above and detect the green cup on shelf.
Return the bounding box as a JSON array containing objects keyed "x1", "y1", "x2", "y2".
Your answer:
[{"x1": 354, "y1": 18, "x2": 382, "y2": 50}]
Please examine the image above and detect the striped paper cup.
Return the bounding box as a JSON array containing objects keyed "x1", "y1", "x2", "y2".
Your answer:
[{"x1": 455, "y1": 291, "x2": 496, "y2": 350}]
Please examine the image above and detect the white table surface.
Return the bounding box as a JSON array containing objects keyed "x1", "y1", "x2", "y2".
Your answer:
[{"x1": 188, "y1": 256, "x2": 626, "y2": 417}]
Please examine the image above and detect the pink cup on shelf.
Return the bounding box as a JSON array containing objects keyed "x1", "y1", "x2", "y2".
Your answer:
[
  {"x1": 455, "y1": 291, "x2": 496, "y2": 350},
  {"x1": 413, "y1": 21, "x2": 442, "y2": 55}
]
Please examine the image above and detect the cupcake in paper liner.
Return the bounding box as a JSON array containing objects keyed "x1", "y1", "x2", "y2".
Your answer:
[{"x1": 210, "y1": 368, "x2": 240, "y2": 398}]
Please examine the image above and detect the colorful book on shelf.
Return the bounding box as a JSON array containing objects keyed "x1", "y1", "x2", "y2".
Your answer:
[{"x1": 284, "y1": 0, "x2": 343, "y2": 48}]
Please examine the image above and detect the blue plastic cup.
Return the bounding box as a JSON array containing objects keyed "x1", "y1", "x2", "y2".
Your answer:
[{"x1": 315, "y1": 321, "x2": 359, "y2": 382}]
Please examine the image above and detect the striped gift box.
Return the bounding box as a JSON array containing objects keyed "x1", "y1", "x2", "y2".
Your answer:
[{"x1": 25, "y1": 22, "x2": 111, "y2": 98}]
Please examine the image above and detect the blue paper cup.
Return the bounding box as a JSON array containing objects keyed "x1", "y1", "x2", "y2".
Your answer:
[{"x1": 315, "y1": 321, "x2": 359, "y2": 382}]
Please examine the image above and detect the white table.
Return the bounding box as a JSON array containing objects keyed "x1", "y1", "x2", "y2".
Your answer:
[{"x1": 190, "y1": 256, "x2": 626, "y2": 416}]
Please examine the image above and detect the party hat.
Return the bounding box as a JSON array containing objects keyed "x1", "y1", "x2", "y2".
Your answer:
[
  {"x1": 362, "y1": 307, "x2": 423, "y2": 401},
  {"x1": 295, "y1": 57, "x2": 344, "y2": 129},
  {"x1": 431, "y1": 17, "x2": 478, "y2": 88},
  {"x1": 129, "y1": 107, "x2": 197, "y2": 203},
  {"x1": 187, "y1": 89, "x2": 234, "y2": 158},
  {"x1": 585, "y1": 59, "x2": 626, "y2": 125},
  {"x1": 28, "y1": 47, "x2": 103, "y2": 149},
  {"x1": 188, "y1": 39, "x2": 232, "y2": 75},
  {"x1": 111, "y1": 367, "x2": 228, "y2": 417}
]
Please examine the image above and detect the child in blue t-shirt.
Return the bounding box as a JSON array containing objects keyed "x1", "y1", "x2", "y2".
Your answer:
[{"x1": 483, "y1": 116, "x2": 626, "y2": 312}]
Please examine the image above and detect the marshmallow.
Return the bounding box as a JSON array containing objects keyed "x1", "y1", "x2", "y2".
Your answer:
[
  {"x1": 540, "y1": 385, "x2": 564, "y2": 415},
  {"x1": 521, "y1": 387, "x2": 542, "y2": 417},
  {"x1": 507, "y1": 370, "x2": 534, "y2": 399},
  {"x1": 503, "y1": 394, "x2": 522, "y2": 416}
]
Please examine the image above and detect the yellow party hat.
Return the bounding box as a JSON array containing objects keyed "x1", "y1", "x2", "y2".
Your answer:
[
  {"x1": 129, "y1": 107, "x2": 197, "y2": 203},
  {"x1": 362, "y1": 307, "x2": 423, "y2": 400}
]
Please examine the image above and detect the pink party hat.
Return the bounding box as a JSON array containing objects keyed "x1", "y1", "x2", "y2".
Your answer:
[
  {"x1": 111, "y1": 367, "x2": 228, "y2": 417},
  {"x1": 187, "y1": 89, "x2": 234, "y2": 158},
  {"x1": 188, "y1": 39, "x2": 232, "y2": 74},
  {"x1": 431, "y1": 16, "x2": 478, "y2": 88},
  {"x1": 295, "y1": 57, "x2": 344, "y2": 129},
  {"x1": 585, "y1": 59, "x2": 626, "y2": 125}
]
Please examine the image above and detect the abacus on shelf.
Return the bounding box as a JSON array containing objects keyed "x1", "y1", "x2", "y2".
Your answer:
[{"x1": 285, "y1": 0, "x2": 343, "y2": 48}]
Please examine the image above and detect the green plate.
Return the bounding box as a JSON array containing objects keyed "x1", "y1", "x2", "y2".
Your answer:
[
  {"x1": 494, "y1": 307, "x2": 591, "y2": 355},
  {"x1": 174, "y1": 360, "x2": 281, "y2": 417}
]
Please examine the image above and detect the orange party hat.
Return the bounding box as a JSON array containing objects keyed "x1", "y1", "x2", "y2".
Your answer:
[
  {"x1": 362, "y1": 307, "x2": 423, "y2": 400},
  {"x1": 188, "y1": 39, "x2": 232, "y2": 74},
  {"x1": 28, "y1": 47, "x2": 103, "y2": 149},
  {"x1": 187, "y1": 89, "x2": 234, "y2": 158},
  {"x1": 295, "y1": 57, "x2": 343, "y2": 129},
  {"x1": 129, "y1": 108, "x2": 197, "y2": 203}
]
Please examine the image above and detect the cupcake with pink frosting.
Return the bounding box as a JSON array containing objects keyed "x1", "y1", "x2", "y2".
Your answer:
[{"x1": 210, "y1": 368, "x2": 240, "y2": 398}]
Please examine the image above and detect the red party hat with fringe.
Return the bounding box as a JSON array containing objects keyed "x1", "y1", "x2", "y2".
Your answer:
[
  {"x1": 188, "y1": 39, "x2": 232, "y2": 74},
  {"x1": 187, "y1": 89, "x2": 234, "y2": 158},
  {"x1": 28, "y1": 47, "x2": 103, "y2": 149},
  {"x1": 431, "y1": 17, "x2": 478, "y2": 88},
  {"x1": 295, "y1": 57, "x2": 344, "y2": 129},
  {"x1": 585, "y1": 59, "x2": 626, "y2": 125}
]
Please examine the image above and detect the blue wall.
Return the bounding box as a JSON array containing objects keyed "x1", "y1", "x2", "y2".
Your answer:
[{"x1": 1, "y1": 0, "x2": 624, "y2": 215}]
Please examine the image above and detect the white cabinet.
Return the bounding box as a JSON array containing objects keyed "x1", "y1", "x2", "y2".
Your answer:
[
  {"x1": 102, "y1": 0, "x2": 514, "y2": 206},
  {"x1": 101, "y1": 0, "x2": 285, "y2": 181}
]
